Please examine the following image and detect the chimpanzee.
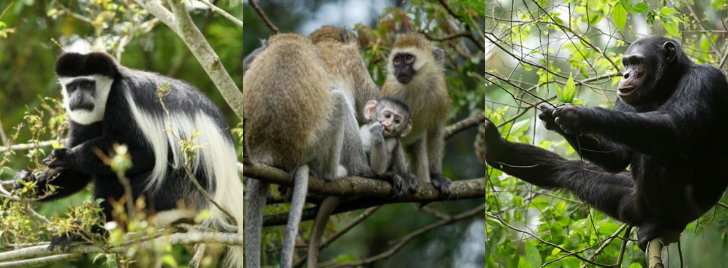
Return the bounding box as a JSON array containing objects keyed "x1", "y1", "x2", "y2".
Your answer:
[{"x1": 483, "y1": 36, "x2": 728, "y2": 250}]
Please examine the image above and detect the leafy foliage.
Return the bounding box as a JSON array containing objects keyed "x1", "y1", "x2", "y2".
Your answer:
[{"x1": 486, "y1": 0, "x2": 728, "y2": 266}]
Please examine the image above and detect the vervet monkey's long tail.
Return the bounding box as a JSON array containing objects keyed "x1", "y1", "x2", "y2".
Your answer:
[{"x1": 280, "y1": 165, "x2": 310, "y2": 268}]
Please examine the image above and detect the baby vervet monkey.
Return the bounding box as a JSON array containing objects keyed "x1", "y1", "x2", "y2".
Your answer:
[{"x1": 361, "y1": 97, "x2": 419, "y2": 196}]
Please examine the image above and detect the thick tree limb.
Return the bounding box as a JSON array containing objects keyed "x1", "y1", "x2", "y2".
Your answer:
[{"x1": 241, "y1": 162, "x2": 485, "y2": 200}]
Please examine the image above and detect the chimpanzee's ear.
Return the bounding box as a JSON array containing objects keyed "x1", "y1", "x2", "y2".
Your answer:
[
  {"x1": 663, "y1": 41, "x2": 677, "y2": 63},
  {"x1": 364, "y1": 100, "x2": 378, "y2": 121}
]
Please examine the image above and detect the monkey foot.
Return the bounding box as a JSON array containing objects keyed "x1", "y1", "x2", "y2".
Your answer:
[
  {"x1": 389, "y1": 173, "x2": 418, "y2": 198},
  {"x1": 430, "y1": 173, "x2": 451, "y2": 197},
  {"x1": 636, "y1": 222, "x2": 682, "y2": 251}
]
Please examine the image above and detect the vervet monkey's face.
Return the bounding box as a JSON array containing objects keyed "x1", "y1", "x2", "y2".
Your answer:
[{"x1": 392, "y1": 52, "x2": 416, "y2": 84}]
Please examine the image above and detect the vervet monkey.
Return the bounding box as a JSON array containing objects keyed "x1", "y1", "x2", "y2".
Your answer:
[
  {"x1": 307, "y1": 98, "x2": 418, "y2": 267},
  {"x1": 380, "y1": 33, "x2": 452, "y2": 195},
  {"x1": 309, "y1": 26, "x2": 380, "y2": 126},
  {"x1": 361, "y1": 97, "x2": 418, "y2": 195},
  {"x1": 242, "y1": 39, "x2": 266, "y2": 76},
  {"x1": 242, "y1": 33, "x2": 370, "y2": 268}
]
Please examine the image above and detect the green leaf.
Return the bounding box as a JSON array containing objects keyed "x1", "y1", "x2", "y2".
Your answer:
[
  {"x1": 525, "y1": 242, "x2": 542, "y2": 268},
  {"x1": 620, "y1": 0, "x2": 633, "y2": 12},
  {"x1": 612, "y1": 3, "x2": 627, "y2": 30},
  {"x1": 664, "y1": 21, "x2": 680, "y2": 36},
  {"x1": 509, "y1": 119, "x2": 532, "y2": 137},
  {"x1": 660, "y1": 6, "x2": 677, "y2": 15},
  {"x1": 531, "y1": 198, "x2": 550, "y2": 210},
  {"x1": 633, "y1": 2, "x2": 648, "y2": 13},
  {"x1": 588, "y1": 13, "x2": 603, "y2": 24},
  {"x1": 561, "y1": 73, "x2": 576, "y2": 103}
]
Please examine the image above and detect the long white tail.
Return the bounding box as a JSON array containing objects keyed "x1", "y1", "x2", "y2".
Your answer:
[{"x1": 193, "y1": 113, "x2": 245, "y2": 268}]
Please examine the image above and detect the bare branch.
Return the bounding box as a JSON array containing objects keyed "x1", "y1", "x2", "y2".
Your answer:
[
  {"x1": 292, "y1": 206, "x2": 381, "y2": 268},
  {"x1": 241, "y1": 162, "x2": 485, "y2": 201},
  {"x1": 0, "y1": 141, "x2": 53, "y2": 153},
  {"x1": 319, "y1": 204, "x2": 484, "y2": 268},
  {"x1": 246, "y1": 0, "x2": 279, "y2": 34},
  {"x1": 198, "y1": 0, "x2": 244, "y2": 28},
  {"x1": 0, "y1": 231, "x2": 244, "y2": 264},
  {"x1": 0, "y1": 254, "x2": 78, "y2": 268},
  {"x1": 646, "y1": 239, "x2": 664, "y2": 268},
  {"x1": 445, "y1": 112, "x2": 485, "y2": 139}
]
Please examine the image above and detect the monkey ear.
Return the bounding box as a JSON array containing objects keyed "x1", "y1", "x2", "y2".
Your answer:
[
  {"x1": 663, "y1": 41, "x2": 677, "y2": 63},
  {"x1": 432, "y1": 46, "x2": 444, "y2": 66},
  {"x1": 401, "y1": 120, "x2": 413, "y2": 138},
  {"x1": 364, "y1": 100, "x2": 378, "y2": 121}
]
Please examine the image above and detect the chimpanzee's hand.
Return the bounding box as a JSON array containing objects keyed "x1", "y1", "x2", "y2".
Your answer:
[
  {"x1": 44, "y1": 148, "x2": 73, "y2": 169},
  {"x1": 552, "y1": 104, "x2": 589, "y2": 135},
  {"x1": 538, "y1": 103, "x2": 561, "y2": 132}
]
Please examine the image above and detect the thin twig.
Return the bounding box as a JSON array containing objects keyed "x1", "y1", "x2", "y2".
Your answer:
[
  {"x1": 292, "y1": 206, "x2": 381, "y2": 268},
  {"x1": 320, "y1": 205, "x2": 484, "y2": 268},
  {"x1": 246, "y1": 0, "x2": 278, "y2": 34},
  {"x1": 51, "y1": 0, "x2": 93, "y2": 24},
  {"x1": 198, "y1": 0, "x2": 244, "y2": 28}
]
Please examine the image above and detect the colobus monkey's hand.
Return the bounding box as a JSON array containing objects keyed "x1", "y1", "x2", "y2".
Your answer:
[
  {"x1": 44, "y1": 148, "x2": 72, "y2": 169},
  {"x1": 12, "y1": 169, "x2": 52, "y2": 190},
  {"x1": 48, "y1": 230, "x2": 82, "y2": 252},
  {"x1": 47, "y1": 219, "x2": 103, "y2": 252},
  {"x1": 369, "y1": 122, "x2": 385, "y2": 142}
]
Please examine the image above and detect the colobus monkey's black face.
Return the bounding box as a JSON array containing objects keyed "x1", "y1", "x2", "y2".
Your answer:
[
  {"x1": 59, "y1": 75, "x2": 113, "y2": 125},
  {"x1": 65, "y1": 79, "x2": 96, "y2": 111},
  {"x1": 392, "y1": 53, "x2": 416, "y2": 84}
]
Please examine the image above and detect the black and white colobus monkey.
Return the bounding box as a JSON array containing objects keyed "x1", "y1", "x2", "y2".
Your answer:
[{"x1": 13, "y1": 52, "x2": 245, "y2": 267}]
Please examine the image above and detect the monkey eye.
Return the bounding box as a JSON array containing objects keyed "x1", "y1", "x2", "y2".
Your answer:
[
  {"x1": 393, "y1": 56, "x2": 401, "y2": 65},
  {"x1": 384, "y1": 113, "x2": 391, "y2": 118},
  {"x1": 405, "y1": 55, "x2": 415, "y2": 63},
  {"x1": 394, "y1": 118, "x2": 401, "y2": 124}
]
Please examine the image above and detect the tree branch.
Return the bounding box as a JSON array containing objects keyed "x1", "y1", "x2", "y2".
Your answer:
[
  {"x1": 198, "y1": 0, "x2": 244, "y2": 28},
  {"x1": 292, "y1": 206, "x2": 381, "y2": 268},
  {"x1": 241, "y1": 162, "x2": 484, "y2": 200},
  {"x1": 0, "y1": 254, "x2": 78, "y2": 268},
  {"x1": 0, "y1": 231, "x2": 244, "y2": 264},
  {"x1": 246, "y1": 0, "x2": 279, "y2": 34},
  {"x1": 319, "y1": 204, "x2": 485, "y2": 267},
  {"x1": 445, "y1": 112, "x2": 485, "y2": 139},
  {"x1": 133, "y1": 0, "x2": 246, "y2": 120}
]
